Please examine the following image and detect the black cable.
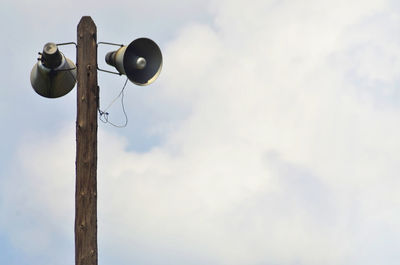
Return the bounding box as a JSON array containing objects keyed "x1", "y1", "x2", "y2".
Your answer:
[{"x1": 98, "y1": 78, "x2": 129, "y2": 128}]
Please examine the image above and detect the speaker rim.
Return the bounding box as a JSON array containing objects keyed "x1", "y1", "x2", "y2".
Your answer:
[{"x1": 123, "y1": 38, "x2": 163, "y2": 86}]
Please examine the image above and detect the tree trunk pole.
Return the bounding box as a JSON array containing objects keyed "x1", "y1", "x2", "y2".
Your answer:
[{"x1": 75, "y1": 16, "x2": 98, "y2": 265}]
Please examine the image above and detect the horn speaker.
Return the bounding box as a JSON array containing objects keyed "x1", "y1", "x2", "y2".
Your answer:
[
  {"x1": 30, "y1": 42, "x2": 77, "y2": 98},
  {"x1": 105, "y1": 38, "x2": 162, "y2": 85}
]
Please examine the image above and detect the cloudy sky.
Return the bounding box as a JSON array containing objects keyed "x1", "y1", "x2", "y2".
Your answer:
[{"x1": 1, "y1": 0, "x2": 400, "y2": 264}]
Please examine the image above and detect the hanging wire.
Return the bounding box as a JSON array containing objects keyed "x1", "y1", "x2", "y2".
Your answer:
[{"x1": 98, "y1": 77, "x2": 129, "y2": 128}]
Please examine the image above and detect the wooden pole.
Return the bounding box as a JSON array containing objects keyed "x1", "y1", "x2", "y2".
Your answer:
[{"x1": 75, "y1": 16, "x2": 98, "y2": 265}]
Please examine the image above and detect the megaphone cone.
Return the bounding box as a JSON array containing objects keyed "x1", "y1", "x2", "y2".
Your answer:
[
  {"x1": 30, "y1": 43, "x2": 76, "y2": 98},
  {"x1": 105, "y1": 38, "x2": 162, "y2": 86}
]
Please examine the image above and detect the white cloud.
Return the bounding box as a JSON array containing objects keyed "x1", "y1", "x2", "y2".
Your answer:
[{"x1": 2, "y1": 0, "x2": 400, "y2": 264}]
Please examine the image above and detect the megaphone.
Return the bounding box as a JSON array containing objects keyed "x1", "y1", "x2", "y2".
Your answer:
[
  {"x1": 30, "y1": 42, "x2": 77, "y2": 98},
  {"x1": 105, "y1": 38, "x2": 162, "y2": 86}
]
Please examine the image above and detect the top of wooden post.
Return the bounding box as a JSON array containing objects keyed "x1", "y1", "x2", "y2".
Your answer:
[
  {"x1": 78, "y1": 16, "x2": 95, "y2": 25},
  {"x1": 78, "y1": 16, "x2": 96, "y2": 34}
]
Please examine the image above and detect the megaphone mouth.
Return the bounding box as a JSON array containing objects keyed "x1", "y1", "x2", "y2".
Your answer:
[
  {"x1": 103, "y1": 38, "x2": 162, "y2": 85},
  {"x1": 123, "y1": 38, "x2": 162, "y2": 85}
]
